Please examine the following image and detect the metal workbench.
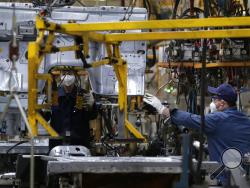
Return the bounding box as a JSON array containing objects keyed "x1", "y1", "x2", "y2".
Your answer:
[{"x1": 40, "y1": 156, "x2": 219, "y2": 175}]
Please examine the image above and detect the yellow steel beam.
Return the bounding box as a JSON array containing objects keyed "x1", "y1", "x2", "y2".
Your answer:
[
  {"x1": 114, "y1": 64, "x2": 126, "y2": 110},
  {"x1": 31, "y1": 15, "x2": 250, "y2": 140},
  {"x1": 56, "y1": 45, "x2": 81, "y2": 52},
  {"x1": 35, "y1": 73, "x2": 52, "y2": 81},
  {"x1": 36, "y1": 16, "x2": 59, "y2": 31},
  {"x1": 104, "y1": 29, "x2": 250, "y2": 42},
  {"x1": 43, "y1": 31, "x2": 55, "y2": 52},
  {"x1": 46, "y1": 31, "x2": 55, "y2": 44},
  {"x1": 125, "y1": 120, "x2": 146, "y2": 141},
  {"x1": 158, "y1": 62, "x2": 250, "y2": 69},
  {"x1": 28, "y1": 42, "x2": 41, "y2": 136},
  {"x1": 41, "y1": 45, "x2": 83, "y2": 53},
  {"x1": 36, "y1": 15, "x2": 46, "y2": 30},
  {"x1": 36, "y1": 16, "x2": 250, "y2": 31},
  {"x1": 106, "y1": 44, "x2": 112, "y2": 57},
  {"x1": 35, "y1": 104, "x2": 51, "y2": 110},
  {"x1": 91, "y1": 59, "x2": 110, "y2": 68},
  {"x1": 82, "y1": 35, "x2": 89, "y2": 57},
  {"x1": 35, "y1": 113, "x2": 59, "y2": 137},
  {"x1": 111, "y1": 44, "x2": 130, "y2": 138},
  {"x1": 38, "y1": 28, "x2": 250, "y2": 44},
  {"x1": 35, "y1": 73, "x2": 53, "y2": 105},
  {"x1": 36, "y1": 30, "x2": 45, "y2": 45},
  {"x1": 200, "y1": 62, "x2": 250, "y2": 68},
  {"x1": 88, "y1": 32, "x2": 106, "y2": 42}
]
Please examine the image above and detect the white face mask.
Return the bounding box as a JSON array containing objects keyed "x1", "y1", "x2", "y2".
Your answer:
[
  {"x1": 209, "y1": 101, "x2": 217, "y2": 113},
  {"x1": 61, "y1": 75, "x2": 75, "y2": 86}
]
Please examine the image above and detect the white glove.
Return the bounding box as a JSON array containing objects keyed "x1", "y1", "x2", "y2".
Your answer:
[
  {"x1": 209, "y1": 101, "x2": 217, "y2": 113},
  {"x1": 143, "y1": 93, "x2": 165, "y2": 114},
  {"x1": 83, "y1": 91, "x2": 94, "y2": 109}
]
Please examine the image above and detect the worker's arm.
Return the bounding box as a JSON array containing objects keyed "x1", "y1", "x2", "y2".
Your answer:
[
  {"x1": 143, "y1": 92, "x2": 223, "y2": 134},
  {"x1": 87, "y1": 103, "x2": 98, "y2": 120},
  {"x1": 83, "y1": 91, "x2": 98, "y2": 120},
  {"x1": 170, "y1": 109, "x2": 221, "y2": 133}
]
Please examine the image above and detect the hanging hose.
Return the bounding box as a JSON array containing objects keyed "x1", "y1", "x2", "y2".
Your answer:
[
  {"x1": 190, "y1": 0, "x2": 194, "y2": 16},
  {"x1": 143, "y1": 0, "x2": 151, "y2": 19},
  {"x1": 187, "y1": 89, "x2": 197, "y2": 114},
  {"x1": 172, "y1": 0, "x2": 181, "y2": 19},
  {"x1": 179, "y1": 7, "x2": 204, "y2": 18}
]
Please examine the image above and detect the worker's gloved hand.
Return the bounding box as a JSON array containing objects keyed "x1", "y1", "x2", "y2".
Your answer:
[
  {"x1": 83, "y1": 91, "x2": 94, "y2": 110},
  {"x1": 143, "y1": 93, "x2": 166, "y2": 114}
]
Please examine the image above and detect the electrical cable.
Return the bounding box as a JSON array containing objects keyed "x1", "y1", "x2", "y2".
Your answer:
[
  {"x1": 190, "y1": 0, "x2": 194, "y2": 16},
  {"x1": 187, "y1": 89, "x2": 197, "y2": 114},
  {"x1": 78, "y1": 50, "x2": 91, "y2": 68},
  {"x1": 179, "y1": 7, "x2": 204, "y2": 18},
  {"x1": 121, "y1": 0, "x2": 136, "y2": 21},
  {"x1": 125, "y1": 0, "x2": 136, "y2": 21},
  {"x1": 33, "y1": 0, "x2": 76, "y2": 7},
  {"x1": 6, "y1": 140, "x2": 28, "y2": 154},
  {"x1": 3, "y1": 140, "x2": 29, "y2": 173},
  {"x1": 121, "y1": 0, "x2": 134, "y2": 21},
  {"x1": 101, "y1": 135, "x2": 120, "y2": 157}
]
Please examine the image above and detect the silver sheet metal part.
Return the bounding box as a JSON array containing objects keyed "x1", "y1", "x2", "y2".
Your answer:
[
  {"x1": 44, "y1": 156, "x2": 219, "y2": 175},
  {"x1": 0, "y1": 3, "x2": 147, "y2": 95},
  {"x1": 0, "y1": 139, "x2": 49, "y2": 154},
  {"x1": 49, "y1": 145, "x2": 91, "y2": 157}
]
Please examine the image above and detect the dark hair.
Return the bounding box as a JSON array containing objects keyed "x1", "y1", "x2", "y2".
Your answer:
[{"x1": 226, "y1": 101, "x2": 236, "y2": 107}]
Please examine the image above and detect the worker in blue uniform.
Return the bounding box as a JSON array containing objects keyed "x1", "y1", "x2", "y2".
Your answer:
[
  {"x1": 51, "y1": 70, "x2": 97, "y2": 148},
  {"x1": 143, "y1": 83, "x2": 250, "y2": 184}
]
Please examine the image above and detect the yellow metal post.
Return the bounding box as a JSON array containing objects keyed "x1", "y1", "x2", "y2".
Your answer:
[
  {"x1": 112, "y1": 44, "x2": 128, "y2": 138},
  {"x1": 125, "y1": 120, "x2": 146, "y2": 141},
  {"x1": 28, "y1": 42, "x2": 40, "y2": 136},
  {"x1": 36, "y1": 113, "x2": 58, "y2": 136},
  {"x1": 28, "y1": 28, "x2": 58, "y2": 136},
  {"x1": 82, "y1": 35, "x2": 89, "y2": 57},
  {"x1": 112, "y1": 44, "x2": 145, "y2": 140}
]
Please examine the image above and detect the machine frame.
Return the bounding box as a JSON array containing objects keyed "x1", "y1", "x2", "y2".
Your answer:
[{"x1": 27, "y1": 15, "x2": 250, "y2": 140}]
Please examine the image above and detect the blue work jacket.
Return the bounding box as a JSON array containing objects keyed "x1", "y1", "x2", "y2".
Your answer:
[{"x1": 171, "y1": 107, "x2": 250, "y2": 162}]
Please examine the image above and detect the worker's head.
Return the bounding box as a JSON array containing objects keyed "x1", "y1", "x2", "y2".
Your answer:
[
  {"x1": 208, "y1": 83, "x2": 237, "y2": 111},
  {"x1": 60, "y1": 70, "x2": 76, "y2": 87}
]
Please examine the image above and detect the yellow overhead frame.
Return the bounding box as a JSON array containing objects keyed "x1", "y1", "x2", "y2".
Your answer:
[
  {"x1": 28, "y1": 15, "x2": 250, "y2": 139},
  {"x1": 36, "y1": 16, "x2": 250, "y2": 31}
]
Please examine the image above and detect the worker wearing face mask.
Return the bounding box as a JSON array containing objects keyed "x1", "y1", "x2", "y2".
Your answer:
[
  {"x1": 51, "y1": 70, "x2": 97, "y2": 148},
  {"x1": 143, "y1": 83, "x2": 250, "y2": 185}
]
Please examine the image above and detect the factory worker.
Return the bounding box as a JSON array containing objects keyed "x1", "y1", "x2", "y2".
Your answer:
[
  {"x1": 51, "y1": 70, "x2": 97, "y2": 148},
  {"x1": 143, "y1": 83, "x2": 250, "y2": 185}
]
